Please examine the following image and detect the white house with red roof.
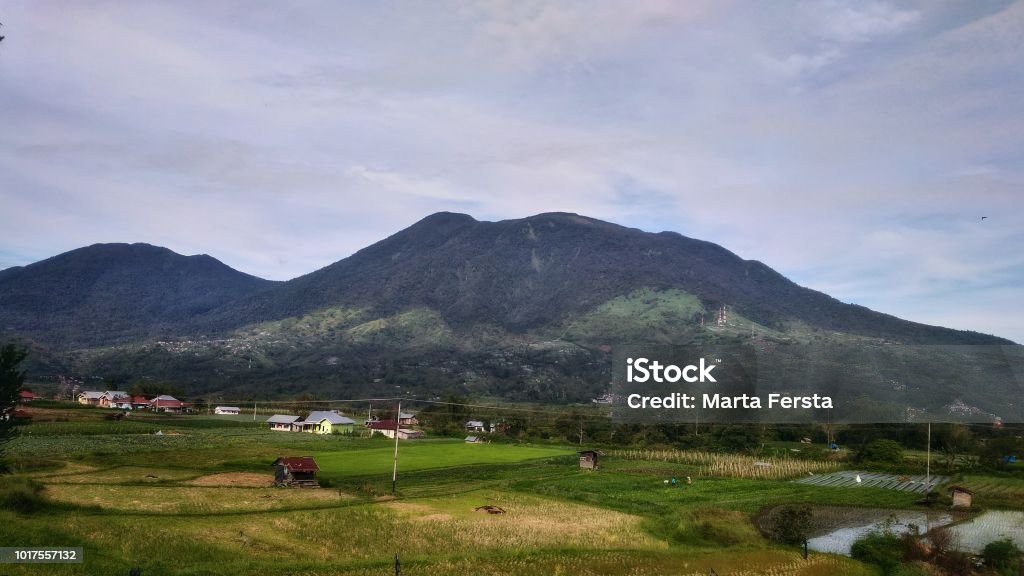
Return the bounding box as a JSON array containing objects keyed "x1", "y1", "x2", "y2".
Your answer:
[{"x1": 149, "y1": 395, "x2": 193, "y2": 413}]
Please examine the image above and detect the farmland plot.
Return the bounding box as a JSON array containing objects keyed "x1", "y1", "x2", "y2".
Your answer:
[{"x1": 796, "y1": 471, "x2": 945, "y2": 493}]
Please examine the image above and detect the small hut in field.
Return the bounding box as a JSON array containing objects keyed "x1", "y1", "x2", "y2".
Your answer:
[
  {"x1": 578, "y1": 449, "x2": 603, "y2": 470},
  {"x1": 949, "y1": 486, "x2": 973, "y2": 508},
  {"x1": 272, "y1": 456, "x2": 320, "y2": 487}
]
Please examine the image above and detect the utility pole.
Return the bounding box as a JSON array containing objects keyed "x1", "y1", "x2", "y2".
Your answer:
[
  {"x1": 252, "y1": 401, "x2": 257, "y2": 422},
  {"x1": 578, "y1": 419, "x2": 583, "y2": 446},
  {"x1": 392, "y1": 400, "x2": 401, "y2": 495},
  {"x1": 926, "y1": 422, "x2": 931, "y2": 484}
]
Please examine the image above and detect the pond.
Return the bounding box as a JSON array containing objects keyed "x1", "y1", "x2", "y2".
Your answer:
[
  {"x1": 805, "y1": 508, "x2": 953, "y2": 555},
  {"x1": 947, "y1": 511, "x2": 1024, "y2": 553}
]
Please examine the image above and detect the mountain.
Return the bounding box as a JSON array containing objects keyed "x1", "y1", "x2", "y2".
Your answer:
[
  {"x1": 201, "y1": 212, "x2": 1010, "y2": 346},
  {"x1": 0, "y1": 243, "x2": 276, "y2": 348},
  {"x1": 0, "y1": 213, "x2": 1014, "y2": 405}
]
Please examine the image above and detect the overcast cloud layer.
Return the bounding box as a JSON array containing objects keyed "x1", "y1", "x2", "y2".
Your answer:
[{"x1": 1, "y1": 1, "x2": 1022, "y2": 342}]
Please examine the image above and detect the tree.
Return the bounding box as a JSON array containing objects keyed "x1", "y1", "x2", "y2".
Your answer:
[
  {"x1": 859, "y1": 439, "x2": 904, "y2": 465},
  {"x1": 770, "y1": 504, "x2": 813, "y2": 545},
  {"x1": 1, "y1": 344, "x2": 28, "y2": 468},
  {"x1": 938, "y1": 424, "x2": 973, "y2": 472}
]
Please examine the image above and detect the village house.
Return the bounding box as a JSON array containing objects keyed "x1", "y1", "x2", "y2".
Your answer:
[
  {"x1": 78, "y1": 391, "x2": 104, "y2": 406},
  {"x1": 298, "y1": 411, "x2": 356, "y2": 435},
  {"x1": 129, "y1": 396, "x2": 151, "y2": 410},
  {"x1": 214, "y1": 406, "x2": 241, "y2": 415},
  {"x1": 149, "y1": 395, "x2": 192, "y2": 413},
  {"x1": 368, "y1": 420, "x2": 423, "y2": 439},
  {"x1": 271, "y1": 456, "x2": 319, "y2": 487},
  {"x1": 465, "y1": 420, "x2": 486, "y2": 432},
  {"x1": 18, "y1": 390, "x2": 41, "y2": 402},
  {"x1": 266, "y1": 414, "x2": 302, "y2": 431},
  {"x1": 465, "y1": 436, "x2": 485, "y2": 444},
  {"x1": 398, "y1": 412, "x2": 419, "y2": 426},
  {"x1": 99, "y1": 391, "x2": 132, "y2": 410}
]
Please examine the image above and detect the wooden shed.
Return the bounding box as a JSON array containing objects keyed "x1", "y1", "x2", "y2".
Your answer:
[
  {"x1": 578, "y1": 449, "x2": 603, "y2": 470},
  {"x1": 272, "y1": 456, "x2": 320, "y2": 487},
  {"x1": 949, "y1": 486, "x2": 973, "y2": 508}
]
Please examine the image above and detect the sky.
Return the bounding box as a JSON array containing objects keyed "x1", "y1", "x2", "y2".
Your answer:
[{"x1": 1, "y1": 1, "x2": 1022, "y2": 342}]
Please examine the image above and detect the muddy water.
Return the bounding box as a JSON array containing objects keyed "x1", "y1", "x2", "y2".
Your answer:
[
  {"x1": 805, "y1": 509, "x2": 953, "y2": 555},
  {"x1": 947, "y1": 511, "x2": 1024, "y2": 553}
]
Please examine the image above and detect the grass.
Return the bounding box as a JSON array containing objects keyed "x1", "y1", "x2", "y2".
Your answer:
[
  {"x1": 563, "y1": 287, "x2": 706, "y2": 342},
  {"x1": 3, "y1": 406, "x2": 1013, "y2": 575},
  {"x1": 609, "y1": 448, "x2": 840, "y2": 480},
  {"x1": 950, "y1": 474, "x2": 1024, "y2": 510},
  {"x1": 312, "y1": 441, "x2": 573, "y2": 479},
  {"x1": 43, "y1": 483, "x2": 353, "y2": 514}
]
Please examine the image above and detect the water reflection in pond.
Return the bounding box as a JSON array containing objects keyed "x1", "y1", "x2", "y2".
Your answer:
[
  {"x1": 806, "y1": 509, "x2": 953, "y2": 555},
  {"x1": 948, "y1": 511, "x2": 1024, "y2": 553}
]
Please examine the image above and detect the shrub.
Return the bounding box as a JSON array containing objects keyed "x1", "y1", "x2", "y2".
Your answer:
[
  {"x1": 0, "y1": 477, "x2": 47, "y2": 514},
  {"x1": 770, "y1": 504, "x2": 813, "y2": 545},
  {"x1": 660, "y1": 508, "x2": 759, "y2": 548},
  {"x1": 933, "y1": 550, "x2": 972, "y2": 576},
  {"x1": 851, "y1": 531, "x2": 904, "y2": 575},
  {"x1": 861, "y1": 439, "x2": 904, "y2": 465},
  {"x1": 983, "y1": 538, "x2": 1022, "y2": 572}
]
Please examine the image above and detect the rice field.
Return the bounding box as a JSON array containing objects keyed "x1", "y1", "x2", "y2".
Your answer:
[
  {"x1": 609, "y1": 449, "x2": 840, "y2": 480},
  {"x1": 3, "y1": 406, "x2": 1019, "y2": 575},
  {"x1": 948, "y1": 510, "x2": 1024, "y2": 553},
  {"x1": 43, "y1": 483, "x2": 353, "y2": 514},
  {"x1": 795, "y1": 471, "x2": 946, "y2": 493},
  {"x1": 954, "y1": 474, "x2": 1024, "y2": 509}
]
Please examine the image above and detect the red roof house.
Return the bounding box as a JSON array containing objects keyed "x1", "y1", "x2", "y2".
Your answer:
[
  {"x1": 271, "y1": 456, "x2": 320, "y2": 487},
  {"x1": 149, "y1": 395, "x2": 193, "y2": 413},
  {"x1": 18, "y1": 390, "x2": 41, "y2": 402},
  {"x1": 130, "y1": 396, "x2": 151, "y2": 408}
]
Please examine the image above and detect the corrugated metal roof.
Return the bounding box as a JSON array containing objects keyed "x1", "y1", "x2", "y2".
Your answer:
[
  {"x1": 304, "y1": 411, "x2": 355, "y2": 425},
  {"x1": 272, "y1": 456, "x2": 319, "y2": 472},
  {"x1": 266, "y1": 414, "x2": 301, "y2": 424}
]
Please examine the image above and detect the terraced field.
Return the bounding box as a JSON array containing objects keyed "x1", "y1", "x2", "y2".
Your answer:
[{"x1": 795, "y1": 471, "x2": 946, "y2": 493}]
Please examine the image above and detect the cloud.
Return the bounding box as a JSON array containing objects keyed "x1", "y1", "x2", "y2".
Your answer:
[{"x1": 0, "y1": 0, "x2": 1021, "y2": 342}]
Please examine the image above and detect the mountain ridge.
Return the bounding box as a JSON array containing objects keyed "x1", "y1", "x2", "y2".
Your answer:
[{"x1": 0, "y1": 213, "x2": 1014, "y2": 354}]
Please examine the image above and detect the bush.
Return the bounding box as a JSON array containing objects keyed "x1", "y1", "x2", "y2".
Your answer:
[
  {"x1": 770, "y1": 504, "x2": 813, "y2": 545},
  {"x1": 851, "y1": 531, "x2": 904, "y2": 575},
  {"x1": 860, "y1": 439, "x2": 904, "y2": 465},
  {"x1": 933, "y1": 550, "x2": 972, "y2": 576},
  {"x1": 983, "y1": 538, "x2": 1022, "y2": 572},
  {"x1": 0, "y1": 477, "x2": 47, "y2": 514},
  {"x1": 654, "y1": 508, "x2": 760, "y2": 548}
]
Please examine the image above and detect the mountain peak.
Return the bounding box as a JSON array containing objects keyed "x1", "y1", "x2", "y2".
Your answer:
[{"x1": 0, "y1": 243, "x2": 274, "y2": 348}]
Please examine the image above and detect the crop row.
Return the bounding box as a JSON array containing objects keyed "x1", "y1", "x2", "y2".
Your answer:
[{"x1": 608, "y1": 449, "x2": 840, "y2": 480}]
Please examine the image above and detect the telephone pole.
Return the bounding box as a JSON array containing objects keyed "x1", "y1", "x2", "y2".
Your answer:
[
  {"x1": 392, "y1": 400, "x2": 401, "y2": 495},
  {"x1": 926, "y1": 422, "x2": 931, "y2": 484}
]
